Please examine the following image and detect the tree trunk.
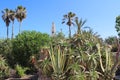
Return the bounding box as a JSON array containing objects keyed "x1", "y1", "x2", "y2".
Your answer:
[
  {"x1": 11, "y1": 21, "x2": 14, "y2": 39},
  {"x1": 69, "y1": 26, "x2": 71, "y2": 38},
  {"x1": 7, "y1": 26, "x2": 9, "y2": 39},
  {"x1": 19, "y1": 22, "x2": 22, "y2": 33}
]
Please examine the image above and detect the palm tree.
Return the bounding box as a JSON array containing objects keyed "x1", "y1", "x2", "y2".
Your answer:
[
  {"x1": 75, "y1": 17, "x2": 86, "y2": 34},
  {"x1": 16, "y1": 6, "x2": 26, "y2": 33},
  {"x1": 62, "y1": 12, "x2": 76, "y2": 38},
  {"x1": 9, "y1": 10, "x2": 15, "y2": 39},
  {"x1": 2, "y1": 8, "x2": 11, "y2": 39}
]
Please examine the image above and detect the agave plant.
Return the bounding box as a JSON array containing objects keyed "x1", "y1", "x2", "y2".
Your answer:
[
  {"x1": 67, "y1": 61, "x2": 86, "y2": 80},
  {"x1": 49, "y1": 45, "x2": 67, "y2": 80}
]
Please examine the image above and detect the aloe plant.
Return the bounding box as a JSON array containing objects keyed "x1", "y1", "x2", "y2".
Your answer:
[
  {"x1": 85, "y1": 69, "x2": 102, "y2": 80},
  {"x1": 68, "y1": 61, "x2": 86, "y2": 80}
]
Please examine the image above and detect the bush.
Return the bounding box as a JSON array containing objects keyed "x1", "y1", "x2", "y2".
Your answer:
[
  {"x1": 0, "y1": 39, "x2": 12, "y2": 55},
  {"x1": 0, "y1": 55, "x2": 9, "y2": 79},
  {"x1": 12, "y1": 31, "x2": 50, "y2": 67},
  {"x1": 0, "y1": 39, "x2": 13, "y2": 67},
  {"x1": 15, "y1": 64, "x2": 28, "y2": 77}
]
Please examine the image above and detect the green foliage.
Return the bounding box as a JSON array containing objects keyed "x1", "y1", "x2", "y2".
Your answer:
[
  {"x1": 75, "y1": 17, "x2": 86, "y2": 34},
  {"x1": 97, "y1": 43, "x2": 114, "y2": 79},
  {"x1": 15, "y1": 64, "x2": 28, "y2": 77},
  {"x1": 12, "y1": 30, "x2": 50, "y2": 67},
  {"x1": 105, "y1": 36, "x2": 117, "y2": 45},
  {"x1": 0, "y1": 39, "x2": 12, "y2": 55},
  {"x1": 0, "y1": 39, "x2": 14, "y2": 67},
  {"x1": 0, "y1": 55, "x2": 9, "y2": 79},
  {"x1": 115, "y1": 15, "x2": 120, "y2": 36},
  {"x1": 68, "y1": 40, "x2": 101, "y2": 79},
  {"x1": 55, "y1": 32, "x2": 65, "y2": 40},
  {"x1": 51, "y1": 32, "x2": 66, "y2": 46},
  {"x1": 68, "y1": 62, "x2": 86, "y2": 80},
  {"x1": 105, "y1": 36, "x2": 118, "y2": 52},
  {"x1": 1, "y1": 8, "x2": 11, "y2": 39},
  {"x1": 66, "y1": 27, "x2": 115, "y2": 79},
  {"x1": 71, "y1": 29, "x2": 102, "y2": 50},
  {"x1": 38, "y1": 58, "x2": 52, "y2": 76},
  {"x1": 16, "y1": 5, "x2": 27, "y2": 33},
  {"x1": 49, "y1": 45, "x2": 67, "y2": 80}
]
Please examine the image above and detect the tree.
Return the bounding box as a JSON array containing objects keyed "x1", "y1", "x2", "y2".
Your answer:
[
  {"x1": 9, "y1": 10, "x2": 15, "y2": 39},
  {"x1": 2, "y1": 8, "x2": 11, "y2": 39},
  {"x1": 105, "y1": 36, "x2": 118, "y2": 52},
  {"x1": 105, "y1": 36, "x2": 117, "y2": 45},
  {"x1": 16, "y1": 6, "x2": 26, "y2": 33},
  {"x1": 115, "y1": 15, "x2": 120, "y2": 37},
  {"x1": 62, "y1": 12, "x2": 76, "y2": 38},
  {"x1": 75, "y1": 17, "x2": 86, "y2": 34}
]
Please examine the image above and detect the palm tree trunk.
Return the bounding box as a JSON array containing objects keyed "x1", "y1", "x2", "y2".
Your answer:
[
  {"x1": 19, "y1": 22, "x2": 21, "y2": 33},
  {"x1": 78, "y1": 26, "x2": 80, "y2": 34},
  {"x1": 12, "y1": 21, "x2": 14, "y2": 39},
  {"x1": 7, "y1": 26, "x2": 9, "y2": 39},
  {"x1": 69, "y1": 26, "x2": 71, "y2": 38}
]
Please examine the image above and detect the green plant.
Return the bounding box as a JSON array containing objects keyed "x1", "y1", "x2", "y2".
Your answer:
[
  {"x1": 9, "y1": 9, "x2": 15, "y2": 39},
  {"x1": 0, "y1": 39, "x2": 14, "y2": 67},
  {"x1": 0, "y1": 39, "x2": 12, "y2": 55},
  {"x1": 15, "y1": 6, "x2": 26, "y2": 33},
  {"x1": 49, "y1": 45, "x2": 67, "y2": 80},
  {"x1": 15, "y1": 64, "x2": 28, "y2": 77},
  {"x1": 85, "y1": 69, "x2": 101, "y2": 80},
  {"x1": 69, "y1": 43, "x2": 100, "y2": 80},
  {"x1": 105, "y1": 36, "x2": 118, "y2": 52},
  {"x1": 97, "y1": 43, "x2": 114, "y2": 79},
  {"x1": 1, "y1": 8, "x2": 11, "y2": 39},
  {"x1": 68, "y1": 61, "x2": 86, "y2": 80},
  {"x1": 34, "y1": 55, "x2": 52, "y2": 76},
  {"x1": 62, "y1": 12, "x2": 76, "y2": 38},
  {"x1": 0, "y1": 55, "x2": 9, "y2": 79},
  {"x1": 115, "y1": 15, "x2": 120, "y2": 37},
  {"x1": 12, "y1": 31, "x2": 50, "y2": 67},
  {"x1": 75, "y1": 17, "x2": 86, "y2": 34}
]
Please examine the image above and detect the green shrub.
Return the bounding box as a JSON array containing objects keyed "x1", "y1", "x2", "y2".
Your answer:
[
  {"x1": 0, "y1": 55, "x2": 9, "y2": 79},
  {"x1": 12, "y1": 31, "x2": 50, "y2": 67},
  {"x1": 0, "y1": 39, "x2": 14, "y2": 67},
  {"x1": 15, "y1": 64, "x2": 28, "y2": 77},
  {"x1": 0, "y1": 39, "x2": 12, "y2": 55}
]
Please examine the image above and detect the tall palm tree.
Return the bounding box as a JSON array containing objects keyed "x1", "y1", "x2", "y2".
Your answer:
[
  {"x1": 62, "y1": 12, "x2": 76, "y2": 38},
  {"x1": 16, "y1": 6, "x2": 26, "y2": 33},
  {"x1": 2, "y1": 8, "x2": 11, "y2": 39},
  {"x1": 9, "y1": 10, "x2": 15, "y2": 39},
  {"x1": 75, "y1": 17, "x2": 86, "y2": 34}
]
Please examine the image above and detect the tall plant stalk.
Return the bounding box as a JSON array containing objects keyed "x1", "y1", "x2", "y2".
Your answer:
[{"x1": 97, "y1": 43, "x2": 114, "y2": 79}]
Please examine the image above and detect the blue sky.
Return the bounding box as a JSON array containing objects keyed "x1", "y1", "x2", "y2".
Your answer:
[{"x1": 0, "y1": 0, "x2": 120, "y2": 39}]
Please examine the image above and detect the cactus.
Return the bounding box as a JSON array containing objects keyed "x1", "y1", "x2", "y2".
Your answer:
[{"x1": 97, "y1": 43, "x2": 115, "y2": 79}]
